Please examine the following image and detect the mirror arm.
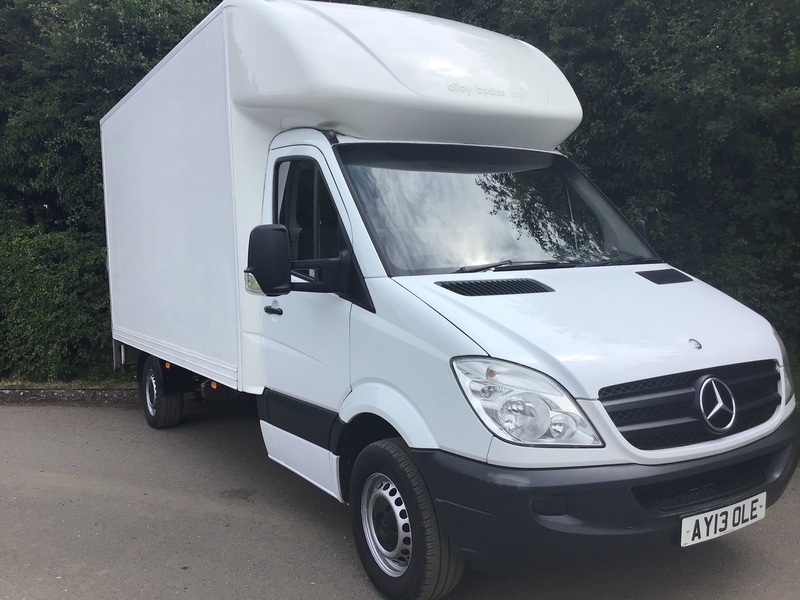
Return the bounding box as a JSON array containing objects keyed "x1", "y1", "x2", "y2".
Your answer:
[
  {"x1": 290, "y1": 251, "x2": 351, "y2": 294},
  {"x1": 291, "y1": 280, "x2": 330, "y2": 293}
]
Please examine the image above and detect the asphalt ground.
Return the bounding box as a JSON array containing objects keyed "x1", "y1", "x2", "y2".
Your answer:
[{"x1": 1, "y1": 394, "x2": 798, "y2": 600}]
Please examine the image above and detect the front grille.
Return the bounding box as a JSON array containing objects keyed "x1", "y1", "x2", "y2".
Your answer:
[
  {"x1": 633, "y1": 455, "x2": 771, "y2": 512},
  {"x1": 599, "y1": 360, "x2": 781, "y2": 450}
]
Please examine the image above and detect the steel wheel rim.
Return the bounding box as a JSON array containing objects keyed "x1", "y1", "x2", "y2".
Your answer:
[
  {"x1": 361, "y1": 473, "x2": 412, "y2": 577},
  {"x1": 145, "y1": 370, "x2": 158, "y2": 417}
]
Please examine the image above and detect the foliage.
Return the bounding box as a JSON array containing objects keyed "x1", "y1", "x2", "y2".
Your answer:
[
  {"x1": 0, "y1": 0, "x2": 215, "y2": 232},
  {"x1": 0, "y1": 224, "x2": 109, "y2": 380},
  {"x1": 0, "y1": 0, "x2": 214, "y2": 379},
  {"x1": 509, "y1": 0, "x2": 800, "y2": 345},
  {"x1": 1, "y1": 0, "x2": 798, "y2": 377}
]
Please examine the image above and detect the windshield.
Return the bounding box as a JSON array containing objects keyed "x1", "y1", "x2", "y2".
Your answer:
[{"x1": 338, "y1": 144, "x2": 659, "y2": 276}]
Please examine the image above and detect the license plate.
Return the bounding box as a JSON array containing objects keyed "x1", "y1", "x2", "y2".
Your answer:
[{"x1": 680, "y1": 492, "x2": 767, "y2": 547}]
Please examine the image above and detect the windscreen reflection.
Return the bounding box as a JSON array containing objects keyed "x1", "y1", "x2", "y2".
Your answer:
[{"x1": 339, "y1": 144, "x2": 656, "y2": 276}]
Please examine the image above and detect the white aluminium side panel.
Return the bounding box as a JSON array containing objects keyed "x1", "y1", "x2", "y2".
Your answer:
[
  {"x1": 225, "y1": 106, "x2": 280, "y2": 393},
  {"x1": 102, "y1": 12, "x2": 239, "y2": 387}
]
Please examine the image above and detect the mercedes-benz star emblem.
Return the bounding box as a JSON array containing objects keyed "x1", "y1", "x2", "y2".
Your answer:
[
  {"x1": 697, "y1": 377, "x2": 736, "y2": 433},
  {"x1": 689, "y1": 339, "x2": 702, "y2": 350}
]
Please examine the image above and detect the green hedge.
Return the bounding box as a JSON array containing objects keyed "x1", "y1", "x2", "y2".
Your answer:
[
  {"x1": 0, "y1": 225, "x2": 110, "y2": 380},
  {"x1": 0, "y1": 0, "x2": 798, "y2": 379}
]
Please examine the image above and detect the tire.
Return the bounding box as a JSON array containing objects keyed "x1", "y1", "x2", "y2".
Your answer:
[
  {"x1": 350, "y1": 439, "x2": 464, "y2": 600},
  {"x1": 139, "y1": 356, "x2": 184, "y2": 429}
]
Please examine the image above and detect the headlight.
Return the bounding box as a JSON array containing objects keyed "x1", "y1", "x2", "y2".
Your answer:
[
  {"x1": 452, "y1": 358, "x2": 602, "y2": 446},
  {"x1": 773, "y1": 329, "x2": 795, "y2": 403}
]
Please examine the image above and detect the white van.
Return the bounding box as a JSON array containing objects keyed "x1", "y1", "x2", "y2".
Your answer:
[{"x1": 101, "y1": 1, "x2": 799, "y2": 598}]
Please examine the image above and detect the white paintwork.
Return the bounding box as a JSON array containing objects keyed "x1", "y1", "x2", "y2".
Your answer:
[
  {"x1": 345, "y1": 269, "x2": 794, "y2": 468},
  {"x1": 102, "y1": 11, "x2": 241, "y2": 389},
  {"x1": 100, "y1": 0, "x2": 794, "y2": 498},
  {"x1": 349, "y1": 279, "x2": 493, "y2": 461},
  {"x1": 780, "y1": 367, "x2": 794, "y2": 405},
  {"x1": 338, "y1": 382, "x2": 439, "y2": 450},
  {"x1": 257, "y1": 143, "x2": 352, "y2": 409},
  {"x1": 389, "y1": 267, "x2": 794, "y2": 467},
  {"x1": 394, "y1": 267, "x2": 782, "y2": 399},
  {"x1": 260, "y1": 421, "x2": 343, "y2": 501},
  {"x1": 225, "y1": 0, "x2": 581, "y2": 150}
]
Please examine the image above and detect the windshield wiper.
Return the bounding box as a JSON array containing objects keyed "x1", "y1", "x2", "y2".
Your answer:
[
  {"x1": 493, "y1": 260, "x2": 583, "y2": 271},
  {"x1": 584, "y1": 257, "x2": 663, "y2": 267},
  {"x1": 456, "y1": 260, "x2": 582, "y2": 273},
  {"x1": 455, "y1": 260, "x2": 512, "y2": 273},
  {"x1": 455, "y1": 256, "x2": 661, "y2": 273}
]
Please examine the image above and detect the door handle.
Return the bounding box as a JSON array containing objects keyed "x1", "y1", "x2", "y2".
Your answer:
[{"x1": 264, "y1": 306, "x2": 284, "y2": 316}]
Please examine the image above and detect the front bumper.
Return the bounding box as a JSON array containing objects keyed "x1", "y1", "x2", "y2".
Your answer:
[{"x1": 411, "y1": 410, "x2": 800, "y2": 569}]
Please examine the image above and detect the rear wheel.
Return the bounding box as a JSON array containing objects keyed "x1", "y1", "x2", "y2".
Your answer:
[
  {"x1": 350, "y1": 439, "x2": 464, "y2": 600},
  {"x1": 139, "y1": 356, "x2": 184, "y2": 429}
]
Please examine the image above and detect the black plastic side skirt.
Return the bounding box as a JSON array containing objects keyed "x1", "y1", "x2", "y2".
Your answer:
[{"x1": 258, "y1": 389, "x2": 340, "y2": 451}]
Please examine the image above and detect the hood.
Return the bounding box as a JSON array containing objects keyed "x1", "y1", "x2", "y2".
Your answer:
[{"x1": 395, "y1": 265, "x2": 780, "y2": 399}]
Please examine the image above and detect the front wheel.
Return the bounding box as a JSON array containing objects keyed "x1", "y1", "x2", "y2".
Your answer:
[
  {"x1": 350, "y1": 439, "x2": 464, "y2": 600},
  {"x1": 139, "y1": 356, "x2": 184, "y2": 429}
]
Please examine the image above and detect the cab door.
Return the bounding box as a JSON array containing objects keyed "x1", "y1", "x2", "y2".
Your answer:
[{"x1": 257, "y1": 145, "x2": 352, "y2": 493}]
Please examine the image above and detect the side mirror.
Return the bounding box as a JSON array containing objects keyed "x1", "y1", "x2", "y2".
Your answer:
[
  {"x1": 633, "y1": 219, "x2": 649, "y2": 243},
  {"x1": 245, "y1": 225, "x2": 292, "y2": 296}
]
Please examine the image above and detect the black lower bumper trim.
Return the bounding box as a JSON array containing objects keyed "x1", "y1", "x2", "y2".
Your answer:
[{"x1": 410, "y1": 410, "x2": 800, "y2": 569}]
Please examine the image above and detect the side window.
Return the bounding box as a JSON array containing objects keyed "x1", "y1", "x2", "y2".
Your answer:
[{"x1": 276, "y1": 159, "x2": 347, "y2": 278}]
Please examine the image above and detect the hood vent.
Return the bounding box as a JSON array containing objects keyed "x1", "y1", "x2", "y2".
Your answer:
[
  {"x1": 637, "y1": 269, "x2": 692, "y2": 285},
  {"x1": 436, "y1": 279, "x2": 554, "y2": 296}
]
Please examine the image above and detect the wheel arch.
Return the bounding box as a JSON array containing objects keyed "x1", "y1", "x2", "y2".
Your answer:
[{"x1": 335, "y1": 382, "x2": 438, "y2": 503}]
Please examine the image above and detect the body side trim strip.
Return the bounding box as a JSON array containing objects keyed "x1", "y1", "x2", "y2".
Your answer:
[{"x1": 263, "y1": 389, "x2": 339, "y2": 451}]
